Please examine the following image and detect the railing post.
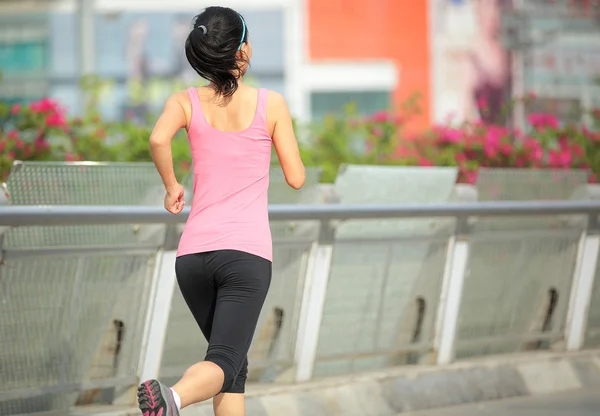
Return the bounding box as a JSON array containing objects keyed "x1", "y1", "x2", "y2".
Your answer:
[
  {"x1": 435, "y1": 218, "x2": 470, "y2": 365},
  {"x1": 137, "y1": 226, "x2": 179, "y2": 383},
  {"x1": 294, "y1": 221, "x2": 335, "y2": 383},
  {"x1": 565, "y1": 215, "x2": 600, "y2": 351}
]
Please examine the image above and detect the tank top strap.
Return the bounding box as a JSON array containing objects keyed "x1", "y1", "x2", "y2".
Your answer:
[
  {"x1": 187, "y1": 87, "x2": 206, "y2": 131},
  {"x1": 252, "y1": 88, "x2": 269, "y2": 128}
]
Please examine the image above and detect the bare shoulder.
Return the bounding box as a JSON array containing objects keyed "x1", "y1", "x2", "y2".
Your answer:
[
  {"x1": 168, "y1": 90, "x2": 191, "y2": 106},
  {"x1": 267, "y1": 90, "x2": 287, "y2": 109},
  {"x1": 266, "y1": 90, "x2": 290, "y2": 121},
  {"x1": 163, "y1": 90, "x2": 192, "y2": 129},
  {"x1": 265, "y1": 90, "x2": 288, "y2": 135}
]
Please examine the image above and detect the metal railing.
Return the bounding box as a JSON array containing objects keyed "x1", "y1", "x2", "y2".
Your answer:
[{"x1": 1, "y1": 200, "x2": 600, "y2": 413}]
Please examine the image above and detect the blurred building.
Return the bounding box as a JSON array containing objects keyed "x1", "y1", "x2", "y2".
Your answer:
[
  {"x1": 0, "y1": 0, "x2": 288, "y2": 121},
  {"x1": 1, "y1": 0, "x2": 600, "y2": 128},
  {"x1": 431, "y1": 0, "x2": 600, "y2": 127},
  {"x1": 303, "y1": 1, "x2": 426, "y2": 128}
]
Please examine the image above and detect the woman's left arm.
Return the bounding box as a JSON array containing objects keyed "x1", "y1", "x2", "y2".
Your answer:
[{"x1": 150, "y1": 92, "x2": 188, "y2": 214}]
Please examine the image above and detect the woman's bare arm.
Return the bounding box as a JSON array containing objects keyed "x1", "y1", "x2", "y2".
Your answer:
[
  {"x1": 269, "y1": 91, "x2": 305, "y2": 190},
  {"x1": 149, "y1": 92, "x2": 188, "y2": 214}
]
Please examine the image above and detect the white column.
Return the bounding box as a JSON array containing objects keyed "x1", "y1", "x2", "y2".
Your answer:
[
  {"x1": 294, "y1": 222, "x2": 335, "y2": 382},
  {"x1": 138, "y1": 249, "x2": 178, "y2": 382},
  {"x1": 78, "y1": 0, "x2": 95, "y2": 76},
  {"x1": 284, "y1": 0, "x2": 310, "y2": 122},
  {"x1": 566, "y1": 232, "x2": 600, "y2": 351},
  {"x1": 436, "y1": 237, "x2": 470, "y2": 365}
]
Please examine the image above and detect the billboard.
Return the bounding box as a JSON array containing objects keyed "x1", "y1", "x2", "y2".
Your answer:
[{"x1": 430, "y1": 0, "x2": 513, "y2": 125}]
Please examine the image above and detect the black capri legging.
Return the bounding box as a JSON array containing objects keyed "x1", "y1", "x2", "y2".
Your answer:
[{"x1": 175, "y1": 250, "x2": 272, "y2": 394}]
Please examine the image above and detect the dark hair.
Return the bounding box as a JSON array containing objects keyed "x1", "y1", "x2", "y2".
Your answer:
[{"x1": 185, "y1": 6, "x2": 249, "y2": 98}]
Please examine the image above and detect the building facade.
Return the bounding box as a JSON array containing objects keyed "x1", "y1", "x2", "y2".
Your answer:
[{"x1": 1, "y1": 0, "x2": 599, "y2": 128}]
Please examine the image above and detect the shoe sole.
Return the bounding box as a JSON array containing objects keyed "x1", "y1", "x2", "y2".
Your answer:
[{"x1": 137, "y1": 379, "x2": 176, "y2": 416}]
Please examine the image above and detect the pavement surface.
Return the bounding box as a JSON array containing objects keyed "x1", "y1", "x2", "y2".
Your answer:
[{"x1": 401, "y1": 388, "x2": 600, "y2": 415}]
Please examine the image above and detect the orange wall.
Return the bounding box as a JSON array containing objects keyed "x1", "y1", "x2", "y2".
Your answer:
[{"x1": 308, "y1": 0, "x2": 430, "y2": 132}]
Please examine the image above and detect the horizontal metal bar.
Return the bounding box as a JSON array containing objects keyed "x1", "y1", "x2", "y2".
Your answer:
[
  {"x1": 455, "y1": 331, "x2": 563, "y2": 349},
  {"x1": 3, "y1": 247, "x2": 158, "y2": 259},
  {"x1": 315, "y1": 343, "x2": 433, "y2": 362},
  {"x1": 0, "y1": 376, "x2": 136, "y2": 402},
  {"x1": 1, "y1": 201, "x2": 600, "y2": 226}
]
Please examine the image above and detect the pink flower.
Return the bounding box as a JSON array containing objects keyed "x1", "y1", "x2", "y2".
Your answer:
[
  {"x1": 65, "y1": 153, "x2": 76, "y2": 162},
  {"x1": 418, "y1": 157, "x2": 434, "y2": 167},
  {"x1": 34, "y1": 138, "x2": 49, "y2": 151},
  {"x1": 30, "y1": 98, "x2": 60, "y2": 114},
  {"x1": 371, "y1": 111, "x2": 389, "y2": 123},
  {"x1": 14, "y1": 138, "x2": 24, "y2": 149},
  {"x1": 484, "y1": 126, "x2": 505, "y2": 158},
  {"x1": 0, "y1": 141, "x2": 5, "y2": 152},
  {"x1": 558, "y1": 136, "x2": 569, "y2": 149},
  {"x1": 11, "y1": 103, "x2": 21, "y2": 115},
  {"x1": 590, "y1": 173, "x2": 597, "y2": 184},
  {"x1": 548, "y1": 148, "x2": 572, "y2": 168},
  {"x1": 526, "y1": 91, "x2": 538, "y2": 100},
  {"x1": 523, "y1": 137, "x2": 543, "y2": 161},
  {"x1": 513, "y1": 128, "x2": 523, "y2": 139},
  {"x1": 528, "y1": 113, "x2": 559, "y2": 129},
  {"x1": 455, "y1": 152, "x2": 467, "y2": 164},
  {"x1": 571, "y1": 144, "x2": 584, "y2": 157},
  {"x1": 499, "y1": 142, "x2": 513, "y2": 156},
  {"x1": 7, "y1": 151, "x2": 15, "y2": 159},
  {"x1": 464, "y1": 170, "x2": 478, "y2": 184},
  {"x1": 7, "y1": 130, "x2": 18, "y2": 140},
  {"x1": 477, "y1": 96, "x2": 488, "y2": 110},
  {"x1": 437, "y1": 127, "x2": 462, "y2": 144},
  {"x1": 46, "y1": 113, "x2": 67, "y2": 127}
]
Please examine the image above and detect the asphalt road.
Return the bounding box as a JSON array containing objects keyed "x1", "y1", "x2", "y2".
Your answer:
[{"x1": 401, "y1": 388, "x2": 600, "y2": 415}]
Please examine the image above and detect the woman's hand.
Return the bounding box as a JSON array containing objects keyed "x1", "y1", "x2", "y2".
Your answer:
[{"x1": 164, "y1": 183, "x2": 185, "y2": 215}]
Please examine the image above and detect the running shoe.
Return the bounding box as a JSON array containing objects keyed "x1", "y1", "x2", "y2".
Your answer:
[{"x1": 137, "y1": 379, "x2": 180, "y2": 416}]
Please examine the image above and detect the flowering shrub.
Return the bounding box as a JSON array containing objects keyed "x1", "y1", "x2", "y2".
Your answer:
[
  {"x1": 0, "y1": 76, "x2": 191, "y2": 181},
  {"x1": 300, "y1": 97, "x2": 420, "y2": 182},
  {"x1": 396, "y1": 111, "x2": 599, "y2": 183},
  {"x1": 0, "y1": 98, "x2": 65, "y2": 180},
  {"x1": 1, "y1": 82, "x2": 598, "y2": 186}
]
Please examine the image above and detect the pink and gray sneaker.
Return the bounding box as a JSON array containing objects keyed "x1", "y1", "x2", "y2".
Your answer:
[{"x1": 137, "y1": 379, "x2": 179, "y2": 416}]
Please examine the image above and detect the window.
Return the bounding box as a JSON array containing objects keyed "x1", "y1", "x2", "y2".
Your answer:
[
  {"x1": 301, "y1": 60, "x2": 399, "y2": 121},
  {"x1": 310, "y1": 90, "x2": 391, "y2": 120},
  {"x1": 0, "y1": 17, "x2": 49, "y2": 103}
]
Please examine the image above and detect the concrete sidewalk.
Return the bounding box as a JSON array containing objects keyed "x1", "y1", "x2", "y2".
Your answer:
[
  {"x1": 399, "y1": 387, "x2": 600, "y2": 415},
  {"x1": 75, "y1": 350, "x2": 600, "y2": 416}
]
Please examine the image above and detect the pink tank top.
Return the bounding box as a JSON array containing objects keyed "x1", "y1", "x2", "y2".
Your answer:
[{"x1": 177, "y1": 87, "x2": 273, "y2": 261}]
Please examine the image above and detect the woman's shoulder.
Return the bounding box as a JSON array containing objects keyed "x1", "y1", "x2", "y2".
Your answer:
[
  {"x1": 264, "y1": 89, "x2": 287, "y2": 108},
  {"x1": 168, "y1": 89, "x2": 194, "y2": 103}
]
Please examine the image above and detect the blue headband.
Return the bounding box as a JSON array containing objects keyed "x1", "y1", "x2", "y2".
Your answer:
[{"x1": 238, "y1": 15, "x2": 246, "y2": 50}]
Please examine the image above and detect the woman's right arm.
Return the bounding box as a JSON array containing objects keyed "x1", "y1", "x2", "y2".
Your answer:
[{"x1": 269, "y1": 91, "x2": 306, "y2": 190}]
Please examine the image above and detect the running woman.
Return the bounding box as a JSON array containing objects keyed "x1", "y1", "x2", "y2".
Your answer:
[{"x1": 137, "y1": 6, "x2": 305, "y2": 416}]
